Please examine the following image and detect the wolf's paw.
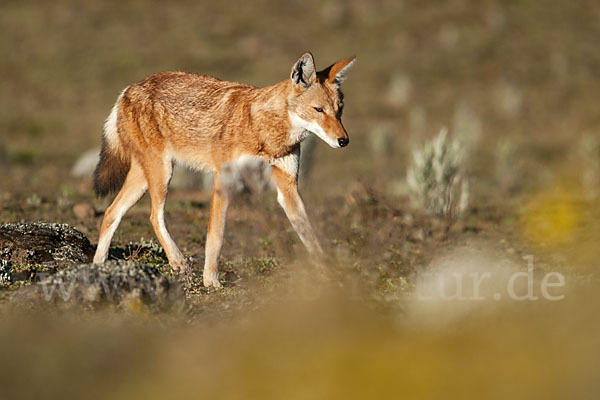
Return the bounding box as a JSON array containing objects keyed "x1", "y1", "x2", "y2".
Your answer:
[
  {"x1": 170, "y1": 257, "x2": 189, "y2": 273},
  {"x1": 203, "y1": 269, "x2": 222, "y2": 288}
]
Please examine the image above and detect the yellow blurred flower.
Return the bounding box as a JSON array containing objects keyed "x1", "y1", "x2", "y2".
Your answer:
[{"x1": 522, "y1": 187, "x2": 582, "y2": 246}]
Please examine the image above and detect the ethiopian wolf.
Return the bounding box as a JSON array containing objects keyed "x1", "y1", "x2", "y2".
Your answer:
[{"x1": 92, "y1": 52, "x2": 355, "y2": 287}]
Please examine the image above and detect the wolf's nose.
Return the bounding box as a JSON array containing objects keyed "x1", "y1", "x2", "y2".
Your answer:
[{"x1": 338, "y1": 137, "x2": 349, "y2": 147}]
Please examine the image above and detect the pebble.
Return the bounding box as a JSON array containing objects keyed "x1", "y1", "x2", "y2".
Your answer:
[{"x1": 73, "y1": 202, "x2": 95, "y2": 220}]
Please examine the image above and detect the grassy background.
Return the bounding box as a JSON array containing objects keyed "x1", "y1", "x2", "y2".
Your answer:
[{"x1": 2, "y1": 0, "x2": 599, "y2": 186}]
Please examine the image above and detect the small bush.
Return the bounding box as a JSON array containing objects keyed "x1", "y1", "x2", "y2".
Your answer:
[{"x1": 406, "y1": 128, "x2": 469, "y2": 218}]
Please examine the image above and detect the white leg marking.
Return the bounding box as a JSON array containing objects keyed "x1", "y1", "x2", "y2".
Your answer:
[
  {"x1": 275, "y1": 187, "x2": 324, "y2": 257},
  {"x1": 93, "y1": 184, "x2": 147, "y2": 263},
  {"x1": 156, "y1": 204, "x2": 184, "y2": 263},
  {"x1": 93, "y1": 217, "x2": 121, "y2": 264}
]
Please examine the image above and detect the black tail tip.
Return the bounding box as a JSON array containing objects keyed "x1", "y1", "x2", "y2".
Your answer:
[{"x1": 93, "y1": 141, "x2": 130, "y2": 197}]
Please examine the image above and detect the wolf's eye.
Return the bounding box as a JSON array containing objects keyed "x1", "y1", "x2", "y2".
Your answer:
[{"x1": 314, "y1": 107, "x2": 324, "y2": 113}]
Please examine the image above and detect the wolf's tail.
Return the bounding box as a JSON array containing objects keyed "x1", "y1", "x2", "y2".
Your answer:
[{"x1": 93, "y1": 92, "x2": 131, "y2": 197}]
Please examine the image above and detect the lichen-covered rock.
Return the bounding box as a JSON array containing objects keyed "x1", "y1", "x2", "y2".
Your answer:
[
  {"x1": 0, "y1": 222, "x2": 94, "y2": 267},
  {"x1": 35, "y1": 261, "x2": 180, "y2": 305},
  {"x1": 0, "y1": 260, "x2": 11, "y2": 284}
]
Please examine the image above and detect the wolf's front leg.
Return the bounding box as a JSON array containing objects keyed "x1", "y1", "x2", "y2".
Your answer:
[
  {"x1": 203, "y1": 174, "x2": 230, "y2": 287},
  {"x1": 271, "y1": 166, "x2": 324, "y2": 260}
]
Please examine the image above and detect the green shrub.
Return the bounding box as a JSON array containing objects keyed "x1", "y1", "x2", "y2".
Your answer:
[{"x1": 406, "y1": 128, "x2": 469, "y2": 218}]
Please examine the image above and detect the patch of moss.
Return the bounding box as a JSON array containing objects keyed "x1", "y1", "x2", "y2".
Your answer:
[{"x1": 248, "y1": 256, "x2": 279, "y2": 275}]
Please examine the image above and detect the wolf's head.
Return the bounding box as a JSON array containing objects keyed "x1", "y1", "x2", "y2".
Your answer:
[{"x1": 288, "y1": 52, "x2": 355, "y2": 148}]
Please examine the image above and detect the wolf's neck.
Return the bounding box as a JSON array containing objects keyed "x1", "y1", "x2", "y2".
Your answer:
[
  {"x1": 248, "y1": 81, "x2": 300, "y2": 147},
  {"x1": 250, "y1": 80, "x2": 291, "y2": 113}
]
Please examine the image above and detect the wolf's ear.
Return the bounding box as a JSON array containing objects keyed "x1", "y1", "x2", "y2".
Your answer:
[
  {"x1": 291, "y1": 52, "x2": 316, "y2": 89},
  {"x1": 323, "y1": 56, "x2": 356, "y2": 86}
]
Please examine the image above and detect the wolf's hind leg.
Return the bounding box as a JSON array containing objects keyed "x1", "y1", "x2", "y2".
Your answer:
[
  {"x1": 144, "y1": 157, "x2": 188, "y2": 273},
  {"x1": 94, "y1": 160, "x2": 148, "y2": 263}
]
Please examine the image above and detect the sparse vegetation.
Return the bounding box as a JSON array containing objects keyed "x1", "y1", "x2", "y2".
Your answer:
[
  {"x1": 406, "y1": 128, "x2": 469, "y2": 218},
  {"x1": 249, "y1": 256, "x2": 279, "y2": 274},
  {"x1": 119, "y1": 238, "x2": 169, "y2": 267}
]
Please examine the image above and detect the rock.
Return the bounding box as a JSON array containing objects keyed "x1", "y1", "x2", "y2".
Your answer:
[
  {"x1": 408, "y1": 228, "x2": 425, "y2": 242},
  {"x1": 0, "y1": 222, "x2": 94, "y2": 267},
  {"x1": 0, "y1": 260, "x2": 11, "y2": 284},
  {"x1": 73, "y1": 202, "x2": 95, "y2": 220},
  {"x1": 70, "y1": 147, "x2": 99, "y2": 178},
  {"x1": 7, "y1": 260, "x2": 183, "y2": 310},
  {"x1": 32, "y1": 261, "x2": 181, "y2": 307}
]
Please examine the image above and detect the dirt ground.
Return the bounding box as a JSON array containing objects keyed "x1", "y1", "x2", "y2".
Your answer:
[{"x1": 1, "y1": 0, "x2": 600, "y2": 399}]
